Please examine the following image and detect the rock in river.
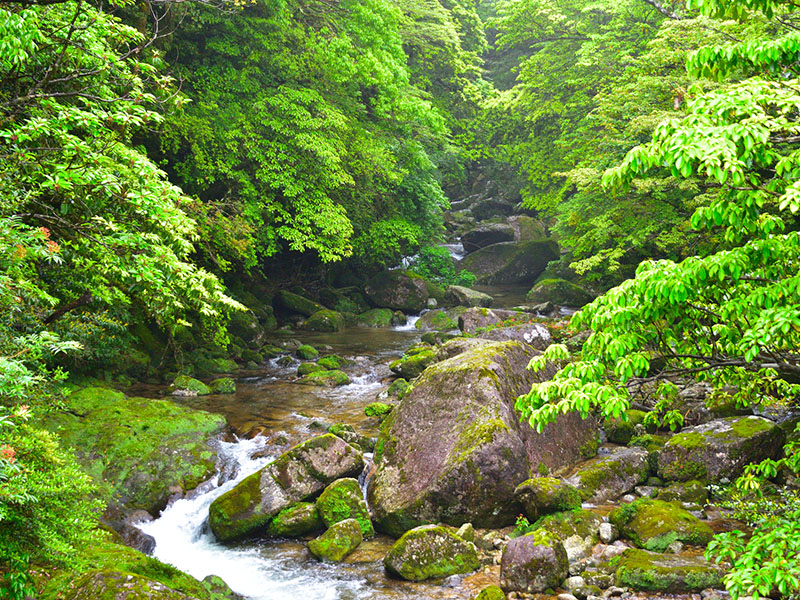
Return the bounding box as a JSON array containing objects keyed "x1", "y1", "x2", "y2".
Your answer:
[
  {"x1": 458, "y1": 240, "x2": 559, "y2": 285},
  {"x1": 613, "y1": 548, "x2": 725, "y2": 592},
  {"x1": 500, "y1": 530, "x2": 568, "y2": 594},
  {"x1": 609, "y1": 499, "x2": 714, "y2": 552},
  {"x1": 208, "y1": 434, "x2": 363, "y2": 542},
  {"x1": 368, "y1": 340, "x2": 598, "y2": 536},
  {"x1": 383, "y1": 524, "x2": 480, "y2": 581},
  {"x1": 364, "y1": 270, "x2": 429, "y2": 312},
  {"x1": 307, "y1": 518, "x2": 363, "y2": 562}
]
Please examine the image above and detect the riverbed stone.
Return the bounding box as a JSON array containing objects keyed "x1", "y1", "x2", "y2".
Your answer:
[
  {"x1": 170, "y1": 375, "x2": 211, "y2": 397},
  {"x1": 208, "y1": 434, "x2": 363, "y2": 542},
  {"x1": 266, "y1": 502, "x2": 323, "y2": 537},
  {"x1": 500, "y1": 529, "x2": 569, "y2": 594},
  {"x1": 612, "y1": 548, "x2": 725, "y2": 592},
  {"x1": 532, "y1": 509, "x2": 601, "y2": 564},
  {"x1": 301, "y1": 309, "x2": 346, "y2": 332},
  {"x1": 369, "y1": 340, "x2": 598, "y2": 536},
  {"x1": 567, "y1": 446, "x2": 650, "y2": 502},
  {"x1": 296, "y1": 344, "x2": 319, "y2": 360},
  {"x1": 526, "y1": 279, "x2": 594, "y2": 307},
  {"x1": 657, "y1": 415, "x2": 784, "y2": 482},
  {"x1": 461, "y1": 223, "x2": 516, "y2": 253},
  {"x1": 315, "y1": 478, "x2": 373, "y2": 537},
  {"x1": 383, "y1": 524, "x2": 480, "y2": 581},
  {"x1": 389, "y1": 347, "x2": 438, "y2": 379},
  {"x1": 415, "y1": 307, "x2": 466, "y2": 331},
  {"x1": 657, "y1": 480, "x2": 708, "y2": 505},
  {"x1": 457, "y1": 307, "x2": 523, "y2": 334},
  {"x1": 209, "y1": 377, "x2": 236, "y2": 394},
  {"x1": 317, "y1": 355, "x2": 342, "y2": 369},
  {"x1": 609, "y1": 499, "x2": 714, "y2": 552},
  {"x1": 45, "y1": 387, "x2": 226, "y2": 515},
  {"x1": 514, "y1": 477, "x2": 581, "y2": 520},
  {"x1": 299, "y1": 369, "x2": 350, "y2": 387},
  {"x1": 365, "y1": 270, "x2": 429, "y2": 312},
  {"x1": 446, "y1": 285, "x2": 493, "y2": 307},
  {"x1": 459, "y1": 240, "x2": 559, "y2": 285},
  {"x1": 297, "y1": 362, "x2": 326, "y2": 376},
  {"x1": 307, "y1": 518, "x2": 363, "y2": 562},
  {"x1": 475, "y1": 585, "x2": 506, "y2": 600},
  {"x1": 356, "y1": 308, "x2": 396, "y2": 328}
]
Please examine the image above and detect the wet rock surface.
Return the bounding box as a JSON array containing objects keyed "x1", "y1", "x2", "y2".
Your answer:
[
  {"x1": 500, "y1": 530, "x2": 568, "y2": 593},
  {"x1": 383, "y1": 524, "x2": 480, "y2": 582}
]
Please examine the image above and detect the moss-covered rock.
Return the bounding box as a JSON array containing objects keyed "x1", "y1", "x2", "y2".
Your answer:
[
  {"x1": 307, "y1": 518, "x2": 363, "y2": 562},
  {"x1": 170, "y1": 375, "x2": 211, "y2": 397},
  {"x1": 475, "y1": 585, "x2": 506, "y2": 600},
  {"x1": 445, "y1": 286, "x2": 493, "y2": 308},
  {"x1": 532, "y1": 509, "x2": 601, "y2": 564},
  {"x1": 297, "y1": 362, "x2": 326, "y2": 376},
  {"x1": 45, "y1": 387, "x2": 226, "y2": 514},
  {"x1": 461, "y1": 223, "x2": 515, "y2": 253},
  {"x1": 387, "y1": 378, "x2": 409, "y2": 398},
  {"x1": 613, "y1": 548, "x2": 725, "y2": 592},
  {"x1": 415, "y1": 308, "x2": 465, "y2": 331},
  {"x1": 365, "y1": 402, "x2": 393, "y2": 419},
  {"x1": 301, "y1": 309, "x2": 346, "y2": 332},
  {"x1": 295, "y1": 344, "x2": 319, "y2": 360},
  {"x1": 208, "y1": 434, "x2": 363, "y2": 542},
  {"x1": 60, "y1": 569, "x2": 195, "y2": 600},
  {"x1": 356, "y1": 308, "x2": 395, "y2": 328},
  {"x1": 458, "y1": 240, "x2": 559, "y2": 285},
  {"x1": 317, "y1": 355, "x2": 342, "y2": 370},
  {"x1": 300, "y1": 369, "x2": 350, "y2": 387},
  {"x1": 328, "y1": 423, "x2": 373, "y2": 451},
  {"x1": 364, "y1": 270, "x2": 429, "y2": 312},
  {"x1": 389, "y1": 349, "x2": 437, "y2": 379},
  {"x1": 266, "y1": 502, "x2": 323, "y2": 537},
  {"x1": 274, "y1": 290, "x2": 323, "y2": 317},
  {"x1": 514, "y1": 477, "x2": 581, "y2": 519},
  {"x1": 384, "y1": 524, "x2": 480, "y2": 582},
  {"x1": 315, "y1": 478, "x2": 373, "y2": 538},
  {"x1": 658, "y1": 416, "x2": 784, "y2": 482},
  {"x1": 567, "y1": 446, "x2": 650, "y2": 502},
  {"x1": 657, "y1": 480, "x2": 708, "y2": 505},
  {"x1": 526, "y1": 278, "x2": 593, "y2": 307},
  {"x1": 609, "y1": 499, "x2": 714, "y2": 552},
  {"x1": 605, "y1": 410, "x2": 648, "y2": 445},
  {"x1": 500, "y1": 529, "x2": 568, "y2": 593},
  {"x1": 228, "y1": 309, "x2": 268, "y2": 349},
  {"x1": 318, "y1": 287, "x2": 370, "y2": 314},
  {"x1": 192, "y1": 356, "x2": 239, "y2": 378},
  {"x1": 209, "y1": 378, "x2": 236, "y2": 394},
  {"x1": 457, "y1": 307, "x2": 521, "y2": 334}
]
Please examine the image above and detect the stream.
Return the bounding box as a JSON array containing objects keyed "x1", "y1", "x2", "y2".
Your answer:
[{"x1": 137, "y1": 313, "x2": 501, "y2": 600}]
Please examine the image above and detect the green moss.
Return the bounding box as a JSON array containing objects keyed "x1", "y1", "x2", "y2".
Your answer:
[
  {"x1": 387, "y1": 378, "x2": 409, "y2": 398},
  {"x1": 302, "y1": 309, "x2": 346, "y2": 332},
  {"x1": 365, "y1": 402, "x2": 393, "y2": 418},
  {"x1": 669, "y1": 431, "x2": 705, "y2": 449},
  {"x1": 315, "y1": 478, "x2": 374, "y2": 537},
  {"x1": 532, "y1": 509, "x2": 601, "y2": 542},
  {"x1": 208, "y1": 470, "x2": 267, "y2": 542},
  {"x1": 171, "y1": 375, "x2": 211, "y2": 396},
  {"x1": 357, "y1": 308, "x2": 395, "y2": 328},
  {"x1": 537, "y1": 462, "x2": 549, "y2": 476},
  {"x1": 209, "y1": 377, "x2": 235, "y2": 394},
  {"x1": 730, "y1": 416, "x2": 773, "y2": 438},
  {"x1": 389, "y1": 349, "x2": 437, "y2": 379},
  {"x1": 476, "y1": 585, "x2": 506, "y2": 600},
  {"x1": 606, "y1": 410, "x2": 648, "y2": 445},
  {"x1": 296, "y1": 344, "x2": 319, "y2": 360},
  {"x1": 450, "y1": 413, "x2": 509, "y2": 468},
  {"x1": 657, "y1": 480, "x2": 708, "y2": 504},
  {"x1": 579, "y1": 434, "x2": 601, "y2": 458},
  {"x1": 300, "y1": 369, "x2": 350, "y2": 387},
  {"x1": 266, "y1": 502, "x2": 323, "y2": 537},
  {"x1": 317, "y1": 355, "x2": 342, "y2": 369},
  {"x1": 609, "y1": 499, "x2": 713, "y2": 552},
  {"x1": 614, "y1": 548, "x2": 724, "y2": 592},
  {"x1": 297, "y1": 362, "x2": 326, "y2": 376},
  {"x1": 307, "y1": 519, "x2": 363, "y2": 562},
  {"x1": 383, "y1": 525, "x2": 480, "y2": 581}
]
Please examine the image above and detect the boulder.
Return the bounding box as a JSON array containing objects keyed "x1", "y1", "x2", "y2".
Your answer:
[
  {"x1": 301, "y1": 309, "x2": 346, "y2": 332},
  {"x1": 61, "y1": 570, "x2": 194, "y2": 600},
  {"x1": 415, "y1": 307, "x2": 466, "y2": 331},
  {"x1": 383, "y1": 524, "x2": 480, "y2": 582},
  {"x1": 389, "y1": 347, "x2": 438, "y2": 379},
  {"x1": 446, "y1": 285, "x2": 493, "y2": 308},
  {"x1": 364, "y1": 270, "x2": 429, "y2": 312},
  {"x1": 657, "y1": 416, "x2": 784, "y2": 482},
  {"x1": 532, "y1": 509, "x2": 602, "y2": 564},
  {"x1": 461, "y1": 223, "x2": 515, "y2": 253},
  {"x1": 317, "y1": 355, "x2": 342, "y2": 369},
  {"x1": 227, "y1": 309, "x2": 268, "y2": 349},
  {"x1": 657, "y1": 480, "x2": 708, "y2": 505},
  {"x1": 567, "y1": 446, "x2": 650, "y2": 502},
  {"x1": 208, "y1": 434, "x2": 363, "y2": 542},
  {"x1": 508, "y1": 215, "x2": 548, "y2": 242},
  {"x1": 209, "y1": 377, "x2": 236, "y2": 394},
  {"x1": 296, "y1": 344, "x2": 319, "y2": 360},
  {"x1": 476, "y1": 585, "x2": 506, "y2": 600},
  {"x1": 500, "y1": 530, "x2": 569, "y2": 594},
  {"x1": 613, "y1": 548, "x2": 725, "y2": 592},
  {"x1": 328, "y1": 424, "x2": 373, "y2": 452},
  {"x1": 356, "y1": 308, "x2": 396, "y2": 328},
  {"x1": 477, "y1": 322, "x2": 551, "y2": 351},
  {"x1": 297, "y1": 363, "x2": 326, "y2": 376},
  {"x1": 515, "y1": 477, "x2": 581, "y2": 520},
  {"x1": 307, "y1": 518, "x2": 363, "y2": 562},
  {"x1": 299, "y1": 370, "x2": 350, "y2": 387},
  {"x1": 609, "y1": 499, "x2": 714, "y2": 551},
  {"x1": 472, "y1": 199, "x2": 516, "y2": 221},
  {"x1": 266, "y1": 502, "x2": 323, "y2": 537},
  {"x1": 274, "y1": 290, "x2": 323, "y2": 317},
  {"x1": 169, "y1": 375, "x2": 211, "y2": 397},
  {"x1": 458, "y1": 240, "x2": 559, "y2": 285},
  {"x1": 458, "y1": 307, "x2": 521, "y2": 334},
  {"x1": 318, "y1": 287, "x2": 370, "y2": 314},
  {"x1": 47, "y1": 387, "x2": 226, "y2": 515},
  {"x1": 315, "y1": 478, "x2": 373, "y2": 538},
  {"x1": 526, "y1": 279, "x2": 594, "y2": 307},
  {"x1": 604, "y1": 410, "x2": 648, "y2": 445},
  {"x1": 369, "y1": 341, "x2": 598, "y2": 536}
]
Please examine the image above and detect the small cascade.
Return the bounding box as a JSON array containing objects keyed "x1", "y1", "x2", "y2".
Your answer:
[{"x1": 392, "y1": 315, "x2": 420, "y2": 331}]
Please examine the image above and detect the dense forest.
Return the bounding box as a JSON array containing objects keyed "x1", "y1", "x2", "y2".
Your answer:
[{"x1": 1, "y1": 0, "x2": 800, "y2": 597}]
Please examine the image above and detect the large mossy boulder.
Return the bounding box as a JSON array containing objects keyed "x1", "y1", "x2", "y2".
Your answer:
[
  {"x1": 307, "y1": 518, "x2": 363, "y2": 562},
  {"x1": 299, "y1": 369, "x2": 350, "y2": 387},
  {"x1": 526, "y1": 278, "x2": 594, "y2": 307},
  {"x1": 567, "y1": 446, "x2": 650, "y2": 502},
  {"x1": 532, "y1": 509, "x2": 602, "y2": 564},
  {"x1": 301, "y1": 309, "x2": 346, "y2": 332},
  {"x1": 613, "y1": 548, "x2": 725, "y2": 592},
  {"x1": 369, "y1": 340, "x2": 599, "y2": 536},
  {"x1": 209, "y1": 377, "x2": 236, "y2": 394},
  {"x1": 319, "y1": 287, "x2": 370, "y2": 314},
  {"x1": 383, "y1": 524, "x2": 480, "y2": 582},
  {"x1": 274, "y1": 290, "x2": 323, "y2": 317},
  {"x1": 500, "y1": 530, "x2": 568, "y2": 594},
  {"x1": 46, "y1": 387, "x2": 226, "y2": 514},
  {"x1": 227, "y1": 309, "x2": 268, "y2": 349},
  {"x1": 266, "y1": 502, "x2": 323, "y2": 537},
  {"x1": 389, "y1": 347, "x2": 438, "y2": 379},
  {"x1": 657, "y1": 416, "x2": 784, "y2": 482},
  {"x1": 609, "y1": 499, "x2": 714, "y2": 551},
  {"x1": 508, "y1": 215, "x2": 548, "y2": 242},
  {"x1": 356, "y1": 308, "x2": 397, "y2": 328},
  {"x1": 514, "y1": 477, "x2": 581, "y2": 520},
  {"x1": 208, "y1": 434, "x2": 363, "y2": 542},
  {"x1": 61, "y1": 570, "x2": 195, "y2": 600},
  {"x1": 461, "y1": 223, "x2": 515, "y2": 253},
  {"x1": 446, "y1": 285, "x2": 493, "y2": 308},
  {"x1": 170, "y1": 375, "x2": 211, "y2": 397},
  {"x1": 415, "y1": 307, "x2": 466, "y2": 331},
  {"x1": 458, "y1": 240, "x2": 559, "y2": 285},
  {"x1": 315, "y1": 478, "x2": 373, "y2": 538},
  {"x1": 364, "y1": 270, "x2": 429, "y2": 312},
  {"x1": 457, "y1": 307, "x2": 523, "y2": 334}
]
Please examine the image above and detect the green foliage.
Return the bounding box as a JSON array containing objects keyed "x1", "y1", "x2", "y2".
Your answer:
[
  {"x1": 353, "y1": 219, "x2": 422, "y2": 270},
  {"x1": 410, "y1": 246, "x2": 477, "y2": 286}
]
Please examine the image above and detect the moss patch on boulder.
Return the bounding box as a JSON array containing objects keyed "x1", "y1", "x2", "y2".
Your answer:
[
  {"x1": 307, "y1": 518, "x2": 362, "y2": 562},
  {"x1": 209, "y1": 378, "x2": 236, "y2": 394},
  {"x1": 613, "y1": 548, "x2": 725, "y2": 592},
  {"x1": 605, "y1": 410, "x2": 648, "y2": 445},
  {"x1": 389, "y1": 349, "x2": 437, "y2": 379},
  {"x1": 609, "y1": 499, "x2": 713, "y2": 552},
  {"x1": 568, "y1": 446, "x2": 650, "y2": 502},
  {"x1": 297, "y1": 363, "x2": 326, "y2": 376},
  {"x1": 300, "y1": 369, "x2": 350, "y2": 387},
  {"x1": 296, "y1": 344, "x2": 319, "y2": 360},
  {"x1": 170, "y1": 375, "x2": 211, "y2": 396},
  {"x1": 266, "y1": 502, "x2": 323, "y2": 537},
  {"x1": 514, "y1": 477, "x2": 581, "y2": 519},
  {"x1": 315, "y1": 478, "x2": 373, "y2": 538},
  {"x1": 384, "y1": 525, "x2": 480, "y2": 582},
  {"x1": 301, "y1": 309, "x2": 346, "y2": 332}
]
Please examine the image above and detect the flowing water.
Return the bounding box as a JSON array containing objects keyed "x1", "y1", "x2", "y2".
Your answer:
[{"x1": 137, "y1": 319, "x2": 499, "y2": 600}]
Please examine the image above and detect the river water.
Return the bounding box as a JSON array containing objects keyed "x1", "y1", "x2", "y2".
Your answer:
[{"x1": 137, "y1": 318, "x2": 500, "y2": 600}]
